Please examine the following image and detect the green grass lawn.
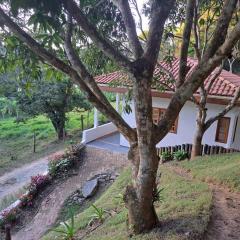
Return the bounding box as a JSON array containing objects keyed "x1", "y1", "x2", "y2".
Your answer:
[
  {"x1": 0, "y1": 109, "x2": 106, "y2": 176},
  {"x1": 42, "y1": 166, "x2": 212, "y2": 240},
  {"x1": 180, "y1": 153, "x2": 240, "y2": 192}
]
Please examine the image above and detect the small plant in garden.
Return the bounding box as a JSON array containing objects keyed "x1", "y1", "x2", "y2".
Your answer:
[
  {"x1": 160, "y1": 151, "x2": 173, "y2": 163},
  {"x1": 30, "y1": 174, "x2": 50, "y2": 190},
  {"x1": 0, "y1": 209, "x2": 17, "y2": 226},
  {"x1": 19, "y1": 194, "x2": 33, "y2": 207},
  {"x1": 52, "y1": 208, "x2": 75, "y2": 240},
  {"x1": 173, "y1": 150, "x2": 189, "y2": 161},
  {"x1": 48, "y1": 156, "x2": 72, "y2": 176},
  {"x1": 153, "y1": 187, "x2": 164, "y2": 203},
  {"x1": 91, "y1": 204, "x2": 105, "y2": 223}
]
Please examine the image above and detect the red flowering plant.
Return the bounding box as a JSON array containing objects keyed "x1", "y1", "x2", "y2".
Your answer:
[
  {"x1": 29, "y1": 174, "x2": 50, "y2": 193},
  {"x1": 19, "y1": 194, "x2": 34, "y2": 208},
  {"x1": 0, "y1": 209, "x2": 17, "y2": 227}
]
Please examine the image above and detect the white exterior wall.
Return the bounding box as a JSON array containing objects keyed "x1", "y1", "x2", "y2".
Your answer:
[
  {"x1": 120, "y1": 97, "x2": 240, "y2": 149},
  {"x1": 82, "y1": 123, "x2": 117, "y2": 144}
]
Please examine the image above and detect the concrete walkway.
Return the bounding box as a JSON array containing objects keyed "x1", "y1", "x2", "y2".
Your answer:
[
  {"x1": 86, "y1": 133, "x2": 129, "y2": 153},
  {"x1": 0, "y1": 151, "x2": 63, "y2": 201}
]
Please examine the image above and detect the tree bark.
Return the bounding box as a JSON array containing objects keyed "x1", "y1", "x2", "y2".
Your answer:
[
  {"x1": 191, "y1": 124, "x2": 204, "y2": 158},
  {"x1": 50, "y1": 114, "x2": 66, "y2": 141},
  {"x1": 123, "y1": 68, "x2": 160, "y2": 234},
  {"x1": 124, "y1": 143, "x2": 159, "y2": 234}
]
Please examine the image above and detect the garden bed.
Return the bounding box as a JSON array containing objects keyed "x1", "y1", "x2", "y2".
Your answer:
[{"x1": 0, "y1": 144, "x2": 85, "y2": 238}]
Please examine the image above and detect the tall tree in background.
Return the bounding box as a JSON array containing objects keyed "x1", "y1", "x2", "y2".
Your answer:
[
  {"x1": 190, "y1": 1, "x2": 240, "y2": 157},
  {"x1": 17, "y1": 77, "x2": 91, "y2": 140},
  {"x1": 0, "y1": 0, "x2": 240, "y2": 234}
]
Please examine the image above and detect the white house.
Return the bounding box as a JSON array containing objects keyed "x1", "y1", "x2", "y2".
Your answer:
[{"x1": 82, "y1": 57, "x2": 240, "y2": 151}]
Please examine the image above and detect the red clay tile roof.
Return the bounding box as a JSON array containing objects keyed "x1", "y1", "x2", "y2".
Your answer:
[{"x1": 95, "y1": 57, "x2": 240, "y2": 98}]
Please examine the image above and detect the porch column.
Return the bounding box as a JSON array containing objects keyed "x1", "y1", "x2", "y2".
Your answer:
[
  {"x1": 116, "y1": 93, "x2": 120, "y2": 112},
  {"x1": 122, "y1": 94, "x2": 126, "y2": 111},
  {"x1": 228, "y1": 115, "x2": 238, "y2": 148},
  {"x1": 94, "y1": 107, "x2": 99, "y2": 128}
]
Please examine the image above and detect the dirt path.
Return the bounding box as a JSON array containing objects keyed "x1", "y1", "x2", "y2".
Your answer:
[
  {"x1": 12, "y1": 147, "x2": 127, "y2": 240},
  {"x1": 167, "y1": 163, "x2": 240, "y2": 240},
  {"x1": 0, "y1": 150, "x2": 64, "y2": 201}
]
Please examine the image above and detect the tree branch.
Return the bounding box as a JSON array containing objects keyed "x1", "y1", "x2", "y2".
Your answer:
[
  {"x1": 177, "y1": 0, "x2": 196, "y2": 88},
  {"x1": 204, "y1": 87, "x2": 240, "y2": 130},
  {"x1": 206, "y1": 65, "x2": 223, "y2": 93},
  {"x1": 154, "y1": 20, "x2": 240, "y2": 144},
  {"x1": 64, "y1": 15, "x2": 136, "y2": 141},
  {"x1": 0, "y1": 7, "x2": 137, "y2": 142},
  {"x1": 144, "y1": 0, "x2": 176, "y2": 67},
  {"x1": 112, "y1": 0, "x2": 144, "y2": 59},
  {"x1": 62, "y1": 0, "x2": 131, "y2": 70},
  {"x1": 193, "y1": 0, "x2": 201, "y2": 61},
  {"x1": 131, "y1": 0, "x2": 148, "y2": 41}
]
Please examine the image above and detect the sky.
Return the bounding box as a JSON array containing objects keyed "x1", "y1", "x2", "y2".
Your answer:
[{"x1": 132, "y1": 0, "x2": 149, "y2": 33}]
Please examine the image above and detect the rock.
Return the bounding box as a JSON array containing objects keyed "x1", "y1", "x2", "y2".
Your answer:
[
  {"x1": 82, "y1": 178, "x2": 98, "y2": 198},
  {"x1": 78, "y1": 198, "x2": 85, "y2": 204}
]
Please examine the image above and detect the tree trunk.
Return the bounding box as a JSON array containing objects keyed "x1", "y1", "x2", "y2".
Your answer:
[
  {"x1": 50, "y1": 113, "x2": 66, "y2": 141},
  {"x1": 191, "y1": 124, "x2": 205, "y2": 158},
  {"x1": 123, "y1": 69, "x2": 159, "y2": 234},
  {"x1": 124, "y1": 143, "x2": 159, "y2": 234}
]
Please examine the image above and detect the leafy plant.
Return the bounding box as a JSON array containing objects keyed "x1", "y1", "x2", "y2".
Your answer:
[
  {"x1": 30, "y1": 174, "x2": 49, "y2": 190},
  {"x1": 51, "y1": 208, "x2": 75, "y2": 240},
  {"x1": 153, "y1": 187, "x2": 165, "y2": 203},
  {"x1": 48, "y1": 155, "x2": 72, "y2": 176},
  {"x1": 91, "y1": 204, "x2": 105, "y2": 223},
  {"x1": 160, "y1": 151, "x2": 173, "y2": 163},
  {"x1": 173, "y1": 150, "x2": 188, "y2": 161},
  {"x1": 0, "y1": 209, "x2": 17, "y2": 226}
]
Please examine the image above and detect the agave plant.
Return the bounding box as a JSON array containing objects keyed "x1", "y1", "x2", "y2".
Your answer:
[
  {"x1": 91, "y1": 204, "x2": 105, "y2": 223},
  {"x1": 52, "y1": 208, "x2": 75, "y2": 240}
]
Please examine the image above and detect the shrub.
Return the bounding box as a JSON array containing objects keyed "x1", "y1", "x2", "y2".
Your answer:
[
  {"x1": 29, "y1": 174, "x2": 50, "y2": 192},
  {"x1": 48, "y1": 157, "x2": 73, "y2": 176},
  {"x1": 173, "y1": 150, "x2": 189, "y2": 161},
  {"x1": 160, "y1": 151, "x2": 173, "y2": 163},
  {"x1": 19, "y1": 194, "x2": 34, "y2": 207},
  {"x1": 0, "y1": 209, "x2": 17, "y2": 227}
]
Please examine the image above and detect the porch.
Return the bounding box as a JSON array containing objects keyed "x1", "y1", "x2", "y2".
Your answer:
[{"x1": 85, "y1": 132, "x2": 129, "y2": 153}]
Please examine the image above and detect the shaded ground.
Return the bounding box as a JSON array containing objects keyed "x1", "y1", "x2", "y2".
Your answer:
[
  {"x1": 86, "y1": 132, "x2": 129, "y2": 153},
  {"x1": 167, "y1": 163, "x2": 240, "y2": 240},
  {"x1": 12, "y1": 147, "x2": 127, "y2": 240},
  {"x1": 0, "y1": 150, "x2": 63, "y2": 202}
]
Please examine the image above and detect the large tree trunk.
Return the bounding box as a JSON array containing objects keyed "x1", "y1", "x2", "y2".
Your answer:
[
  {"x1": 123, "y1": 69, "x2": 159, "y2": 234},
  {"x1": 124, "y1": 143, "x2": 159, "y2": 234},
  {"x1": 191, "y1": 123, "x2": 205, "y2": 158},
  {"x1": 50, "y1": 113, "x2": 66, "y2": 140}
]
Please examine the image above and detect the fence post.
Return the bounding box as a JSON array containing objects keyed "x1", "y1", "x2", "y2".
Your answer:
[
  {"x1": 87, "y1": 110, "x2": 90, "y2": 128},
  {"x1": 33, "y1": 132, "x2": 36, "y2": 153},
  {"x1": 5, "y1": 224, "x2": 11, "y2": 240},
  {"x1": 81, "y1": 115, "x2": 84, "y2": 132}
]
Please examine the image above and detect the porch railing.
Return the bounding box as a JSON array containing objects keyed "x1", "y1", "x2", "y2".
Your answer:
[{"x1": 157, "y1": 143, "x2": 239, "y2": 158}]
